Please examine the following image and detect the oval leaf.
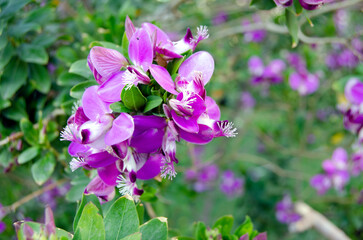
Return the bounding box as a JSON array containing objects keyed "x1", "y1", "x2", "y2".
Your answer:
[{"x1": 121, "y1": 84, "x2": 147, "y2": 111}]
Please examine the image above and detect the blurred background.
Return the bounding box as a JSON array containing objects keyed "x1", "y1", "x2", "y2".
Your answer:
[{"x1": 0, "y1": 0, "x2": 362, "y2": 239}]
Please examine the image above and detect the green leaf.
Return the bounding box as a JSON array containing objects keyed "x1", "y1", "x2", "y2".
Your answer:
[
  {"x1": 0, "y1": 58, "x2": 27, "y2": 100},
  {"x1": 70, "y1": 80, "x2": 98, "y2": 99},
  {"x1": 3, "y1": 97, "x2": 28, "y2": 121},
  {"x1": 120, "y1": 232, "x2": 142, "y2": 240},
  {"x1": 18, "y1": 146, "x2": 40, "y2": 164},
  {"x1": 194, "y1": 222, "x2": 207, "y2": 240},
  {"x1": 212, "y1": 215, "x2": 234, "y2": 237},
  {"x1": 143, "y1": 95, "x2": 163, "y2": 113},
  {"x1": 139, "y1": 218, "x2": 168, "y2": 240},
  {"x1": 0, "y1": 97, "x2": 10, "y2": 111},
  {"x1": 20, "y1": 118, "x2": 39, "y2": 145},
  {"x1": 234, "y1": 216, "x2": 253, "y2": 238},
  {"x1": 69, "y1": 59, "x2": 92, "y2": 79},
  {"x1": 122, "y1": 32, "x2": 129, "y2": 60},
  {"x1": 250, "y1": 0, "x2": 276, "y2": 10},
  {"x1": 121, "y1": 84, "x2": 147, "y2": 111},
  {"x1": 0, "y1": 0, "x2": 31, "y2": 20},
  {"x1": 0, "y1": 42, "x2": 14, "y2": 70},
  {"x1": 74, "y1": 202, "x2": 105, "y2": 240},
  {"x1": 0, "y1": 149, "x2": 12, "y2": 167},
  {"x1": 18, "y1": 44, "x2": 48, "y2": 64},
  {"x1": 32, "y1": 33, "x2": 58, "y2": 47},
  {"x1": 65, "y1": 173, "x2": 90, "y2": 202},
  {"x1": 73, "y1": 194, "x2": 103, "y2": 231},
  {"x1": 56, "y1": 46, "x2": 78, "y2": 64},
  {"x1": 57, "y1": 72, "x2": 86, "y2": 86},
  {"x1": 136, "y1": 203, "x2": 144, "y2": 225},
  {"x1": 8, "y1": 22, "x2": 40, "y2": 37},
  {"x1": 104, "y1": 195, "x2": 139, "y2": 240},
  {"x1": 30, "y1": 64, "x2": 51, "y2": 93},
  {"x1": 285, "y1": 9, "x2": 299, "y2": 48},
  {"x1": 24, "y1": 7, "x2": 55, "y2": 25},
  {"x1": 110, "y1": 102, "x2": 131, "y2": 113},
  {"x1": 31, "y1": 152, "x2": 56, "y2": 185},
  {"x1": 167, "y1": 55, "x2": 186, "y2": 76},
  {"x1": 293, "y1": 0, "x2": 303, "y2": 15}
]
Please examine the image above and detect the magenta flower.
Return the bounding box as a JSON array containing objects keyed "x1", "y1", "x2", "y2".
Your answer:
[
  {"x1": 310, "y1": 148, "x2": 350, "y2": 194},
  {"x1": 275, "y1": 195, "x2": 300, "y2": 224},
  {"x1": 185, "y1": 164, "x2": 219, "y2": 192},
  {"x1": 220, "y1": 170, "x2": 244, "y2": 198},
  {"x1": 299, "y1": 0, "x2": 324, "y2": 10},
  {"x1": 248, "y1": 56, "x2": 286, "y2": 85},
  {"x1": 62, "y1": 17, "x2": 235, "y2": 202},
  {"x1": 352, "y1": 151, "x2": 363, "y2": 176},
  {"x1": 345, "y1": 78, "x2": 363, "y2": 105},
  {"x1": 212, "y1": 11, "x2": 228, "y2": 26},
  {"x1": 289, "y1": 71, "x2": 319, "y2": 95},
  {"x1": 273, "y1": 0, "x2": 293, "y2": 7}
]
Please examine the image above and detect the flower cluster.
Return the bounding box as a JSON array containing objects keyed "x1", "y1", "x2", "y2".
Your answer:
[
  {"x1": 274, "y1": 0, "x2": 324, "y2": 10},
  {"x1": 342, "y1": 78, "x2": 363, "y2": 142},
  {"x1": 61, "y1": 17, "x2": 237, "y2": 201},
  {"x1": 287, "y1": 53, "x2": 319, "y2": 96},
  {"x1": 248, "y1": 56, "x2": 286, "y2": 86},
  {"x1": 326, "y1": 40, "x2": 362, "y2": 70},
  {"x1": 310, "y1": 148, "x2": 350, "y2": 195},
  {"x1": 275, "y1": 195, "x2": 300, "y2": 224},
  {"x1": 38, "y1": 180, "x2": 70, "y2": 209}
]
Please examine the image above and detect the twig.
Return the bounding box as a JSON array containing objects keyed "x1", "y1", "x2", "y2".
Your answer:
[
  {"x1": 4, "y1": 178, "x2": 68, "y2": 214},
  {"x1": 0, "y1": 108, "x2": 65, "y2": 147},
  {"x1": 236, "y1": 153, "x2": 310, "y2": 180},
  {"x1": 290, "y1": 202, "x2": 351, "y2": 240},
  {"x1": 144, "y1": 202, "x2": 157, "y2": 219}
]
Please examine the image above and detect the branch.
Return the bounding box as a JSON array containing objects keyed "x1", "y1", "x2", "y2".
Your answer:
[
  {"x1": 4, "y1": 178, "x2": 68, "y2": 214},
  {"x1": 0, "y1": 108, "x2": 65, "y2": 147},
  {"x1": 290, "y1": 202, "x2": 351, "y2": 240}
]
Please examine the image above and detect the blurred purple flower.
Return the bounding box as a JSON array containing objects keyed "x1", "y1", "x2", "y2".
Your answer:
[
  {"x1": 185, "y1": 164, "x2": 219, "y2": 192},
  {"x1": 0, "y1": 222, "x2": 5, "y2": 234},
  {"x1": 248, "y1": 56, "x2": 286, "y2": 85},
  {"x1": 286, "y1": 53, "x2": 306, "y2": 73},
  {"x1": 220, "y1": 170, "x2": 244, "y2": 197},
  {"x1": 289, "y1": 71, "x2": 319, "y2": 96},
  {"x1": 212, "y1": 11, "x2": 228, "y2": 26},
  {"x1": 310, "y1": 148, "x2": 350, "y2": 194},
  {"x1": 242, "y1": 15, "x2": 266, "y2": 43},
  {"x1": 334, "y1": 9, "x2": 349, "y2": 36},
  {"x1": 275, "y1": 194, "x2": 300, "y2": 224},
  {"x1": 240, "y1": 91, "x2": 256, "y2": 110},
  {"x1": 352, "y1": 151, "x2": 363, "y2": 176},
  {"x1": 39, "y1": 180, "x2": 70, "y2": 209}
]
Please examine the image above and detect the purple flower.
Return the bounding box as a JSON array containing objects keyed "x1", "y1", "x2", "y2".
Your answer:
[
  {"x1": 240, "y1": 91, "x2": 256, "y2": 109},
  {"x1": 338, "y1": 49, "x2": 359, "y2": 68},
  {"x1": 248, "y1": 56, "x2": 286, "y2": 85},
  {"x1": 352, "y1": 151, "x2": 363, "y2": 176},
  {"x1": 334, "y1": 10, "x2": 349, "y2": 36},
  {"x1": 273, "y1": 0, "x2": 293, "y2": 7},
  {"x1": 38, "y1": 180, "x2": 70, "y2": 209},
  {"x1": 275, "y1": 195, "x2": 300, "y2": 224},
  {"x1": 299, "y1": 0, "x2": 324, "y2": 10},
  {"x1": 289, "y1": 71, "x2": 319, "y2": 95},
  {"x1": 220, "y1": 170, "x2": 244, "y2": 197},
  {"x1": 345, "y1": 78, "x2": 363, "y2": 105},
  {"x1": 242, "y1": 15, "x2": 266, "y2": 43},
  {"x1": 0, "y1": 221, "x2": 5, "y2": 234},
  {"x1": 310, "y1": 148, "x2": 350, "y2": 194},
  {"x1": 186, "y1": 164, "x2": 219, "y2": 192},
  {"x1": 286, "y1": 53, "x2": 306, "y2": 73},
  {"x1": 212, "y1": 11, "x2": 228, "y2": 26}
]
